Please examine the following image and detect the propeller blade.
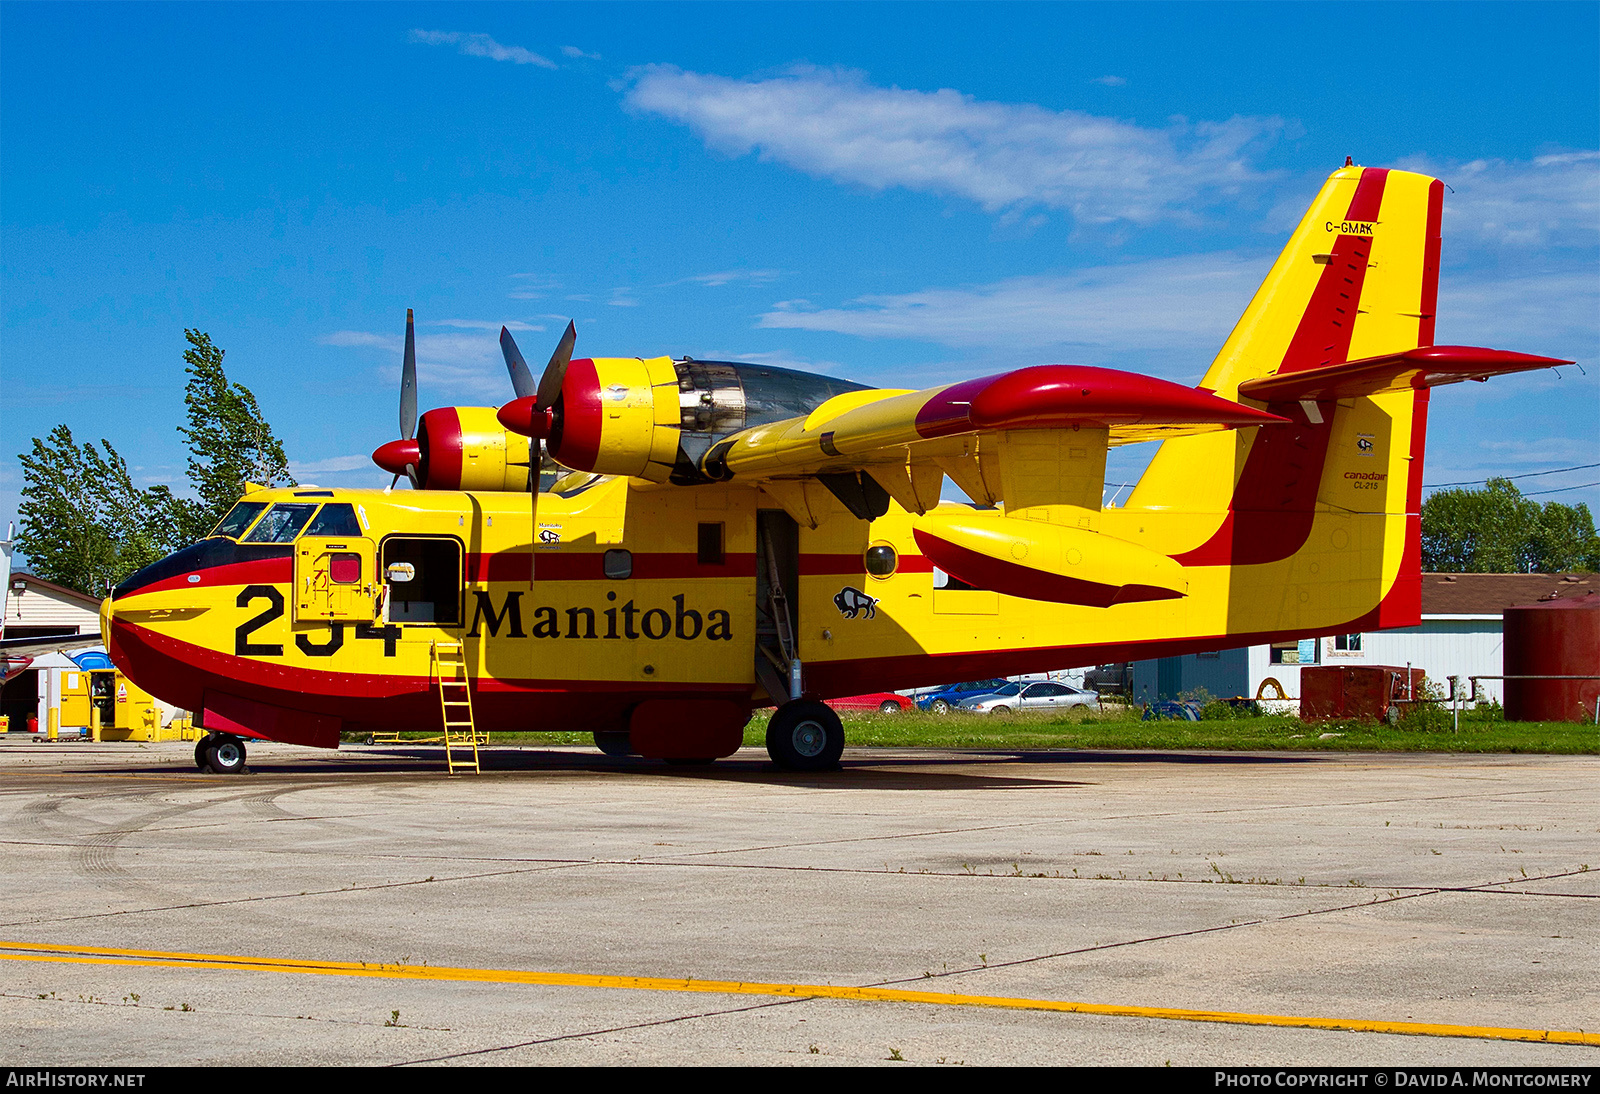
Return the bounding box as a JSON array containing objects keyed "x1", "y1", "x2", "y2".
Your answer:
[
  {"x1": 400, "y1": 308, "x2": 417, "y2": 440},
  {"x1": 536, "y1": 320, "x2": 577, "y2": 411},
  {"x1": 500, "y1": 327, "x2": 536, "y2": 400}
]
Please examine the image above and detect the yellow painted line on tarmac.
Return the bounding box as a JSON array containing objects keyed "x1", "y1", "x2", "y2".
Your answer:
[{"x1": 2, "y1": 939, "x2": 1594, "y2": 1046}]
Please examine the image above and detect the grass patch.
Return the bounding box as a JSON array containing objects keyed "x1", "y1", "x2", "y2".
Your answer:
[
  {"x1": 344, "y1": 706, "x2": 1597, "y2": 754},
  {"x1": 785, "y1": 706, "x2": 1599, "y2": 754}
]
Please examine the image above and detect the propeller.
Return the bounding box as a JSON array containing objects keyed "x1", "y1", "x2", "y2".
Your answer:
[
  {"x1": 498, "y1": 320, "x2": 575, "y2": 445},
  {"x1": 538, "y1": 320, "x2": 576, "y2": 414},
  {"x1": 497, "y1": 322, "x2": 577, "y2": 571},
  {"x1": 373, "y1": 309, "x2": 422, "y2": 490}
]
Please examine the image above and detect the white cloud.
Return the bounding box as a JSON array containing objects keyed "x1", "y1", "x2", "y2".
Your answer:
[
  {"x1": 758, "y1": 252, "x2": 1271, "y2": 351},
  {"x1": 666, "y1": 269, "x2": 782, "y2": 288},
  {"x1": 287, "y1": 455, "x2": 374, "y2": 476},
  {"x1": 321, "y1": 329, "x2": 520, "y2": 400},
  {"x1": 409, "y1": 30, "x2": 556, "y2": 69},
  {"x1": 1091, "y1": 75, "x2": 1127, "y2": 87},
  {"x1": 1438, "y1": 266, "x2": 1600, "y2": 360},
  {"x1": 430, "y1": 319, "x2": 546, "y2": 332},
  {"x1": 1395, "y1": 150, "x2": 1600, "y2": 249},
  {"x1": 623, "y1": 64, "x2": 1284, "y2": 224},
  {"x1": 562, "y1": 45, "x2": 601, "y2": 60}
]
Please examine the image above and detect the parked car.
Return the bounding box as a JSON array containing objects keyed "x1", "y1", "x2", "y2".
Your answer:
[
  {"x1": 916, "y1": 679, "x2": 1010, "y2": 714},
  {"x1": 958, "y1": 681, "x2": 1101, "y2": 715},
  {"x1": 827, "y1": 692, "x2": 914, "y2": 714}
]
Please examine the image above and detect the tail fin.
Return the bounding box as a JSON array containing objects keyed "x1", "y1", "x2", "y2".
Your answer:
[{"x1": 1128, "y1": 165, "x2": 1443, "y2": 515}]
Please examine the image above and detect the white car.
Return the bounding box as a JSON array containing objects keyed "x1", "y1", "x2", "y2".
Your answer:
[{"x1": 958, "y1": 680, "x2": 1101, "y2": 715}]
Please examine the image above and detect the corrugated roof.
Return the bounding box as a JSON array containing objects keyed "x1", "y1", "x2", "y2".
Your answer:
[{"x1": 1421, "y1": 573, "x2": 1594, "y2": 616}]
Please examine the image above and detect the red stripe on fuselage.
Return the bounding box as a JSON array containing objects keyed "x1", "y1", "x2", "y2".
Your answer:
[
  {"x1": 1170, "y1": 402, "x2": 1336, "y2": 567},
  {"x1": 126, "y1": 557, "x2": 293, "y2": 598},
  {"x1": 109, "y1": 617, "x2": 751, "y2": 741},
  {"x1": 799, "y1": 554, "x2": 934, "y2": 576}
]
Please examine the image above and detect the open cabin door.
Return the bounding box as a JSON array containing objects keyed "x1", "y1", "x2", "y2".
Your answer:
[{"x1": 754, "y1": 509, "x2": 800, "y2": 704}]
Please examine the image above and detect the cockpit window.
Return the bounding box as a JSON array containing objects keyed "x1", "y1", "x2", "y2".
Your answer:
[
  {"x1": 305, "y1": 502, "x2": 362, "y2": 538},
  {"x1": 242, "y1": 503, "x2": 319, "y2": 543},
  {"x1": 211, "y1": 501, "x2": 268, "y2": 540}
]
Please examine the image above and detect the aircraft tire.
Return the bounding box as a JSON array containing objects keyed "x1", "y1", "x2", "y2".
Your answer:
[
  {"x1": 593, "y1": 730, "x2": 634, "y2": 757},
  {"x1": 929, "y1": 700, "x2": 951, "y2": 715},
  {"x1": 193, "y1": 737, "x2": 210, "y2": 771},
  {"x1": 202, "y1": 735, "x2": 247, "y2": 775},
  {"x1": 766, "y1": 700, "x2": 844, "y2": 772}
]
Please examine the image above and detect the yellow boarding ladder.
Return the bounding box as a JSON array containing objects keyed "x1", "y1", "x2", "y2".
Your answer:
[{"x1": 430, "y1": 640, "x2": 481, "y2": 775}]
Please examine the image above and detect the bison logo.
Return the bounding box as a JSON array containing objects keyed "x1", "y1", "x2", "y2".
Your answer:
[{"x1": 834, "y1": 586, "x2": 878, "y2": 620}]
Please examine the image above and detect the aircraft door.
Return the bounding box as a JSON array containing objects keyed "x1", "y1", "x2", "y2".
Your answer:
[
  {"x1": 294, "y1": 536, "x2": 380, "y2": 622},
  {"x1": 754, "y1": 510, "x2": 800, "y2": 703}
]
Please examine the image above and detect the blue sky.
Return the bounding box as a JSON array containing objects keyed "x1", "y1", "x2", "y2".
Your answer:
[{"x1": 4, "y1": 1, "x2": 1597, "y2": 553}]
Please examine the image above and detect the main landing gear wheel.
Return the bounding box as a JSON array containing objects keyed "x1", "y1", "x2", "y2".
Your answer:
[
  {"x1": 200, "y1": 734, "x2": 247, "y2": 775},
  {"x1": 766, "y1": 700, "x2": 844, "y2": 772},
  {"x1": 193, "y1": 738, "x2": 209, "y2": 771}
]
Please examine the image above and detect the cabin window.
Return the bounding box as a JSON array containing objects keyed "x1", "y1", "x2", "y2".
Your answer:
[
  {"x1": 382, "y1": 538, "x2": 461, "y2": 625},
  {"x1": 697, "y1": 523, "x2": 725, "y2": 566},
  {"x1": 603, "y1": 549, "x2": 633, "y2": 580},
  {"x1": 211, "y1": 501, "x2": 268, "y2": 539},
  {"x1": 243, "y1": 503, "x2": 319, "y2": 543},
  {"x1": 328, "y1": 553, "x2": 362, "y2": 584},
  {"x1": 864, "y1": 544, "x2": 897, "y2": 578},
  {"x1": 306, "y1": 503, "x2": 362, "y2": 538}
]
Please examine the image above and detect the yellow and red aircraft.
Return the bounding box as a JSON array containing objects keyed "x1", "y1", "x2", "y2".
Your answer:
[{"x1": 104, "y1": 164, "x2": 1568, "y2": 773}]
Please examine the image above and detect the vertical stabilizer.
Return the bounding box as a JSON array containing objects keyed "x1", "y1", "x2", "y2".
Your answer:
[{"x1": 1127, "y1": 165, "x2": 1443, "y2": 522}]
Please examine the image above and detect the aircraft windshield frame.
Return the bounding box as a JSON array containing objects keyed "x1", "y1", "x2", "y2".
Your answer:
[
  {"x1": 242, "y1": 503, "x2": 320, "y2": 544},
  {"x1": 210, "y1": 501, "x2": 269, "y2": 540}
]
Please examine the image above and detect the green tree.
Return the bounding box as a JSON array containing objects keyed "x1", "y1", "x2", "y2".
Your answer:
[
  {"x1": 1531, "y1": 500, "x2": 1600, "y2": 572},
  {"x1": 15, "y1": 330, "x2": 297, "y2": 594},
  {"x1": 1422, "y1": 477, "x2": 1599, "y2": 573},
  {"x1": 15, "y1": 426, "x2": 189, "y2": 596},
  {"x1": 176, "y1": 329, "x2": 294, "y2": 538}
]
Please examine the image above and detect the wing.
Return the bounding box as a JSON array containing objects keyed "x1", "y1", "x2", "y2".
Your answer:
[{"x1": 699, "y1": 365, "x2": 1287, "y2": 518}]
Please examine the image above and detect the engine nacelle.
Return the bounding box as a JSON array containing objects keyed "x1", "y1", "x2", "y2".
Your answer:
[
  {"x1": 373, "y1": 407, "x2": 533, "y2": 491},
  {"x1": 500, "y1": 356, "x2": 682, "y2": 483},
  {"x1": 912, "y1": 510, "x2": 1186, "y2": 608}
]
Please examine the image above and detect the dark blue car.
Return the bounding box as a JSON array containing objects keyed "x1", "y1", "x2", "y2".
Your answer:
[{"x1": 917, "y1": 679, "x2": 1011, "y2": 714}]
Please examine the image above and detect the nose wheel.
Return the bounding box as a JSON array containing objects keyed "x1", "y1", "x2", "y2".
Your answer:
[
  {"x1": 766, "y1": 700, "x2": 844, "y2": 771},
  {"x1": 195, "y1": 734, "x2": 248, "y2": 775}
]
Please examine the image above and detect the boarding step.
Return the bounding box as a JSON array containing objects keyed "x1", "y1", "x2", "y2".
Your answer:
[{"x1": 430, "y1": 640, "x2": 481, "y2": 775}]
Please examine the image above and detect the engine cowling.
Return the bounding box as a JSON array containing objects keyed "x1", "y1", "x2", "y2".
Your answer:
[
  {"x1": 499, "y1": 356, "x2": 682, "y2": 482},
  {"x1": 372, "y1": 407, "x2": 533, "y2": 491}
]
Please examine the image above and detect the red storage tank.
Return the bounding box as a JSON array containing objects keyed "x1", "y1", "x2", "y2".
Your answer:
[{"x1": 1503, "y1": 591, "x2": 1600, "y2": 722}]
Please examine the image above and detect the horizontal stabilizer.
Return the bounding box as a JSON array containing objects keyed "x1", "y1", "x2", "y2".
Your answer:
[{"x1": 1237, "y1": 346, "x2": 1570, "y2": 403}]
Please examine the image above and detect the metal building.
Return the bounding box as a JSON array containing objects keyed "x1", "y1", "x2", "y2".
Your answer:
[{"x1": 1130, "y1": 573, "x2": 1595, "y2": 705}]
